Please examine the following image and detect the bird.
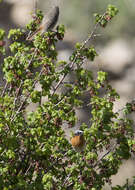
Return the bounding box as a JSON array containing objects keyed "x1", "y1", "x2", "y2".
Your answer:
[
  {"x1": 27, "y1": 6, "x2": 59, "y2": 41},
  {"x1": 70, "y1": 130, "x2": 85, "y2": 152}
]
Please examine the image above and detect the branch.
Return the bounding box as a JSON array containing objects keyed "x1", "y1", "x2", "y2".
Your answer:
[
  {"x1": 1, "y1": 81, "x2": 8, "y2": 97},
  {"x1": 93, "y1": 142, "x2": 117, "y2": 168},
  {"x1": 10, "y1": 69, "x2": 44, "y2": 122},
  {"x1": 52, "y1": 13, "x2": 106, "y2": 95},
  {"x1": 10, "y1": 48, "x2": 38, "y2": 120}
]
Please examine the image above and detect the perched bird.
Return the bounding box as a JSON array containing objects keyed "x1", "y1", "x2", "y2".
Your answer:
[
  {"x1": 27, "y1": 6, "x2": 59, "y2": 41},
  {"x1": 70, "y1": 130, "x2": 85, "y2": 152}
]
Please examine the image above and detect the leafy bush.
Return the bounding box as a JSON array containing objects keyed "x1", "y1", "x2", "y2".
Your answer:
[{"x1": 0, "y1": 4, "x2": 134, "y2": 190}]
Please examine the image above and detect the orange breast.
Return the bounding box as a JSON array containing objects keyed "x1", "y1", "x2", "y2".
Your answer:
[{"x1": 71, "y1": 135, "x2": 85, "y2": 148}]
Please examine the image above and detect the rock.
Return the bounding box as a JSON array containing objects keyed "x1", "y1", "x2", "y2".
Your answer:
[{"x1": 97, "y1": 39, "x2": 133, "y2": 73}]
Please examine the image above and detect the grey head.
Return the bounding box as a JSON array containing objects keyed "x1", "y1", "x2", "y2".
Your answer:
[{"x1": 74, "y1": 130, "x2": 83, "y2": 136}]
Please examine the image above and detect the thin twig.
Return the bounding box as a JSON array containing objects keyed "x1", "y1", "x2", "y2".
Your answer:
[
  {"x1": 13, "y1": 81, "x2": 24, "y2": 105},
  {"x1": 93, "y1": 142, "x2": 117, "y2": 168},
  {"x1": 25, "y1": 162, "x2": 33, "y2": 176},
  {"x1": 10, "y1": 69, "x2": 44, "y2": 122},
  {"x1": 1, "y1": 81, "x2": 8, "y2": 97},
  {"x1": 62, "y1": 173, "x2": 72, "y2": 187},
  {"x1": 10, "y1": 48, "x2": 38, "y2": 120},
  {"x1": 52, "y1": 13, "x2": 106, "y2": 95}
]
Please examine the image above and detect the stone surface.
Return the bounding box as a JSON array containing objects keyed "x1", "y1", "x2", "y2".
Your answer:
[
  {"x1": 11, "y1": 2, "x2": 33, "y2": 26},
  {"x1": 98, "y1": 39, "x2": 133, "y2": 74}
]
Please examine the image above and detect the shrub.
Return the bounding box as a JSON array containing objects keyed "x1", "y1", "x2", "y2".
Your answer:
[{"x1": 0, "y1": 4, "x2": 134, "y2": 190}]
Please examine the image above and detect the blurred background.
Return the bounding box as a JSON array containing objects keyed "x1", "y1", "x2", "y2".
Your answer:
[{"x1": 1, "y1": 0, "x2": 135, "y2": 189}]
